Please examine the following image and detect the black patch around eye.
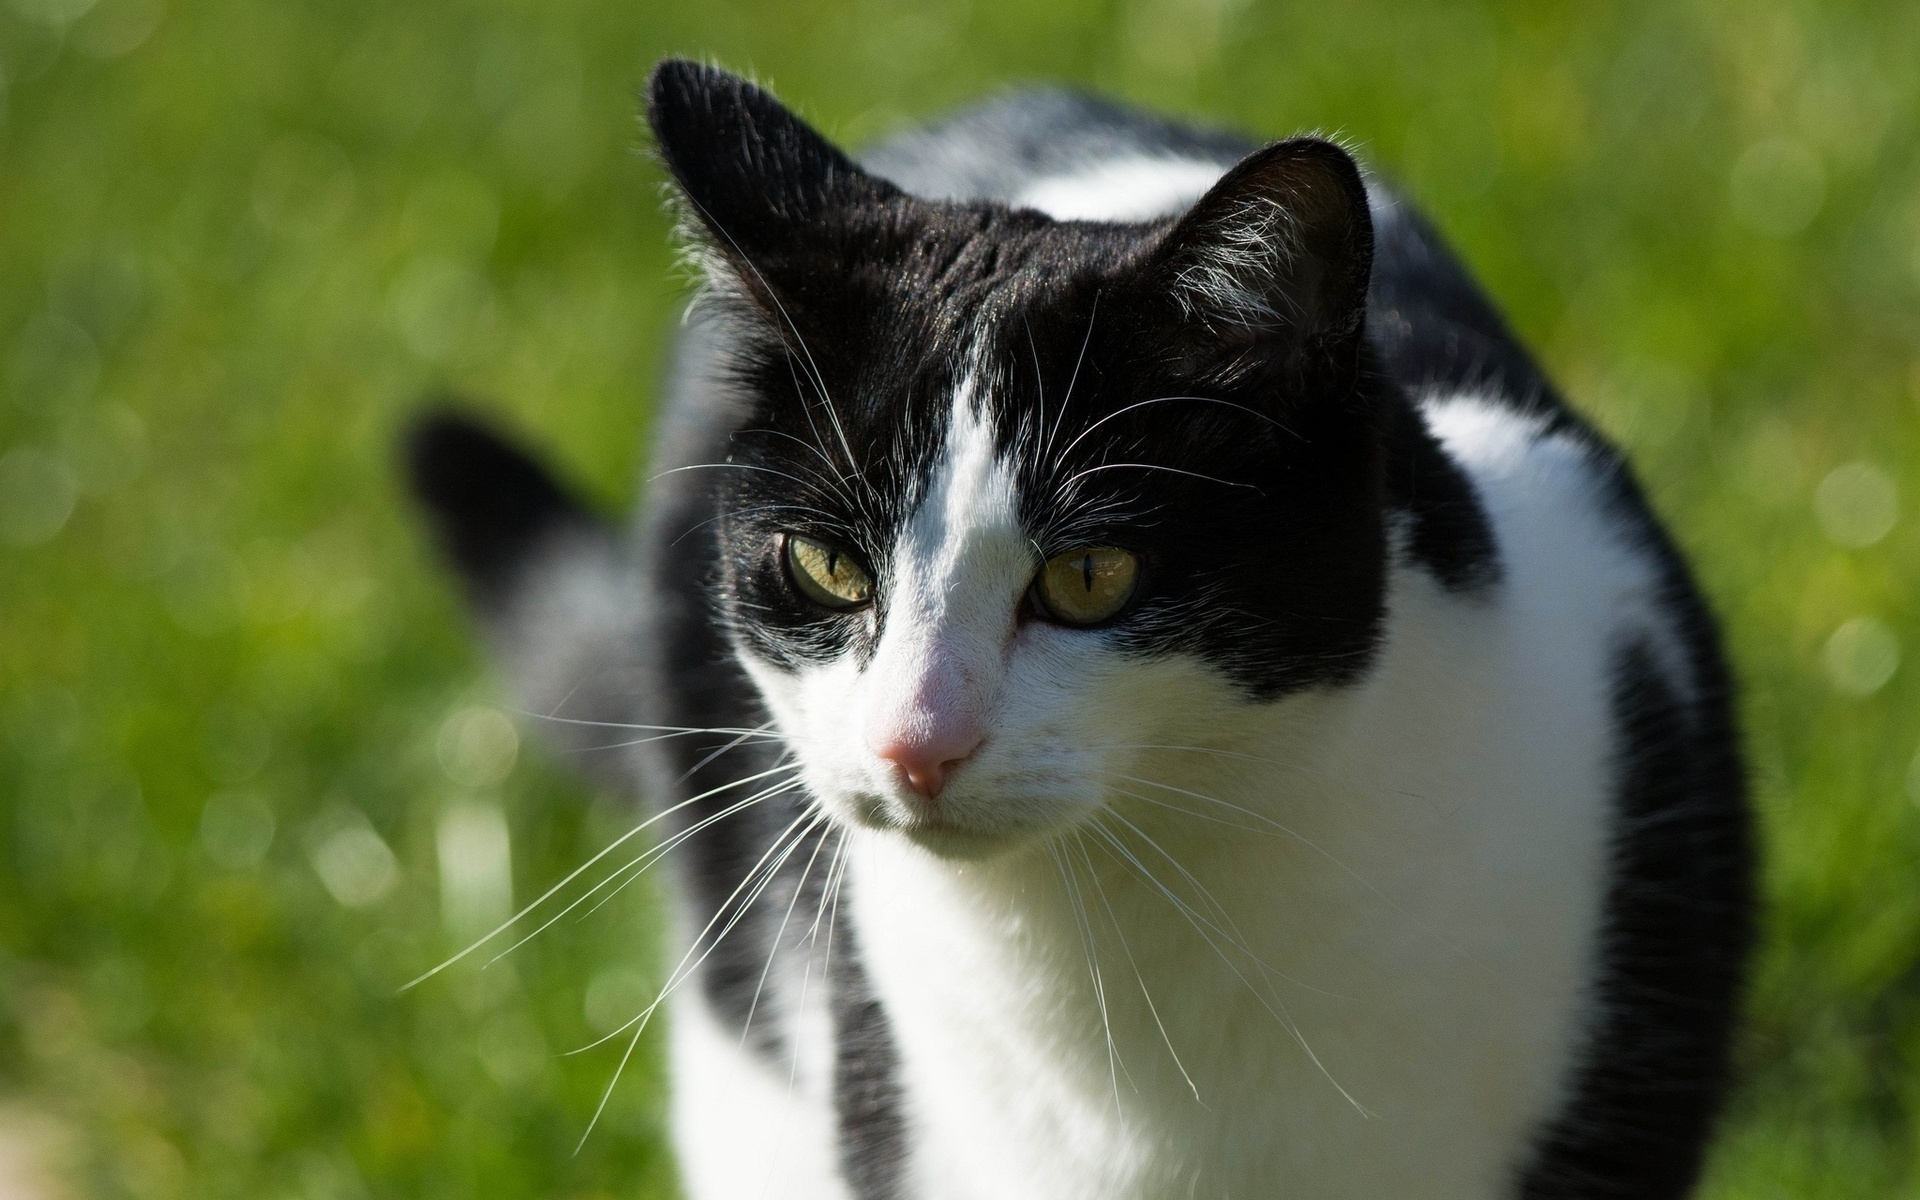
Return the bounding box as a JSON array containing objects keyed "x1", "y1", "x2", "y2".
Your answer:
[{"x1": 723, "y1": 530, "x2": 879, "y2": 672}]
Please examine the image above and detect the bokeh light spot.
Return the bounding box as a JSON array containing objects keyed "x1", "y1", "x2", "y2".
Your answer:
[
  {"x1": 307, "y1": 807, "x2": 400, "y2": 908},
  {"x1": 199, "y1": 790, "x2": 276, "y2": 871},
  {"x1": 7, "y1": 314, "x2": 101, "y2": 414},
  {"x1": 1824, "y1": 617, "x2": 1900, "y2": 696},
  {"x1": 0, "y1": 447, "x2": 78, "y2": 546},
  {"x1": 436, "y1": 802, "x2": 513, "y2": 942},
  {"x1": 1814, "y1": 461, "x2": 1898, "y2": 547},
  {"x1": 436, "y1": 706, "x2": 519, "y2": 789},
  {"x1": 1730, "y1": 136, "x2": 1826, "y2": 238}
]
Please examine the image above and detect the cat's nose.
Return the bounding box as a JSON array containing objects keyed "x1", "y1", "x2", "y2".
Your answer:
[{"x1": 875, "y1": 732, "x2": 983, "y2": 801}]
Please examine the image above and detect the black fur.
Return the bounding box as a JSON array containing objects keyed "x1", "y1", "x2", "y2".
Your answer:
[
  {"x1": 1518, "y1": 634, "x2": 1751, "y2": 1198},
  {"x1": 648, "y1": 62, "x2": 1427, "y2": 699},
  {"x1": 830, "y1": 909, "x2": 908, "y2": 1200},
  {"x1": 403, "y1": 62, "x2": 1750, "y2": 1200},
  {"x1": 404, "y1": 410, "x2": 602, "y2": 612}
]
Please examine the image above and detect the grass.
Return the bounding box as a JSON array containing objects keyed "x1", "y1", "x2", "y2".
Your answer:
[{"x1": 1, "y1": 0, "x2": 1917, "y2": 1195}]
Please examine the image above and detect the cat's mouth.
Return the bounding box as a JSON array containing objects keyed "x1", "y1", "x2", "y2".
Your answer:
[
  {"x1": 896, "y1": 817, "x2": 1011, "y2": 860},
  {"x1": 842, "y1": 787, "x2": 1075, "y2": 861}
]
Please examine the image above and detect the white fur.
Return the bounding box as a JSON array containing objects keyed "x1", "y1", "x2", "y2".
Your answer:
[
  {"x1": 1018, "y1": 157, "x2": 1301, "y2": 332},
  {"x1": 1016, "y1": 157, "x2": 1226, "y2": 222},
  {"x1": 670, "y1": 986, "x2": 849, "y2": 1200},
  {"x1": 836, "y1": 392, "x2": 1654, "y2": 1199},
  {"x1": 671, "y1": 159, "x2": 1672, "y2": 1200},
  {"x1": 676, "y1": 386, "x2": 1665, "y2": 1198}
]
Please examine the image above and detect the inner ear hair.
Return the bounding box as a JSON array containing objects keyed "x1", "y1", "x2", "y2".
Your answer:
[{"x1": 1153, "y1": 137, "x2": 1373, "y2": 358}]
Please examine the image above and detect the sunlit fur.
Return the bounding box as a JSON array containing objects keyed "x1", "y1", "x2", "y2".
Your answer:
[
  {"x1": 738, "y1": 368, "x2": 1628, "y2": 1198},
  {"x1": 406, "y1": 62, "x2": 1750, "y2": 1200}
]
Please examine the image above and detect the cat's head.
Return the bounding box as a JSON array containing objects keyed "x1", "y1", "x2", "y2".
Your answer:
[{"x1": 646, "y1": 62, "x2": 1389, "y2": 858}]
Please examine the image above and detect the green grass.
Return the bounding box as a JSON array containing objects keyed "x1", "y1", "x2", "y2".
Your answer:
[{"x1": 1, "y1": 0, "x2": 1917, "y2": 1195}]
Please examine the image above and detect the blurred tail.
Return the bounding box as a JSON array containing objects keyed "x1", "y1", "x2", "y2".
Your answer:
[
  {"x1": 403, "y1": 408, "x2": 641, "y2": 788},
  {"x1": 404, "y1": 409, "x2": 605, "y2": 611}
]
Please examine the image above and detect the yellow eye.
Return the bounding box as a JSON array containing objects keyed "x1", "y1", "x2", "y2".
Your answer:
[
  {"x1": 1034, "y1": 547, "x2": 1139, "y2": 626},
  {"x1": 785, "y1": 535, "x2": 873, "y2": 610}
]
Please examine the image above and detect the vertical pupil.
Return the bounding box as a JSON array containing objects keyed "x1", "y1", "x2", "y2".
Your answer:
[
  {"x1": 826, "y1": 549, "x2": 840, "y2": 578},
  {"x1": 1081, "y1": 554, "x2": 1094, "y2": 593}
]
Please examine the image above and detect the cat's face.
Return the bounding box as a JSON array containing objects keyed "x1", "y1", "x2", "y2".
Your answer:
[{"x1": 648, "y1": 63, "x2": 1387, "y2": 856}]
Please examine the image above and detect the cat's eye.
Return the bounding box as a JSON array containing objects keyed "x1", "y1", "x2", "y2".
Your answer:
[
  {"x1": 1033, "y1": 547, "x2": 1139, "y2": 627},
  {"x1": 784, "y1": 535, "x2": 874, "y2": 610}
]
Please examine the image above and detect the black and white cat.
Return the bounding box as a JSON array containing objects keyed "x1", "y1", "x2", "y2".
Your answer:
[{"x1": 407, "y1": 60, "x2": 1753, "y2": 1200}]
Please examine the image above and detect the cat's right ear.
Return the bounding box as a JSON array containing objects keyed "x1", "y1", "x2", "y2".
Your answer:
[
  {"x1": 645, "y1": 60, "x2": 899, "y2": 302},
  {"x1": 1137, "y1": 137, "x2": 1374, "y2": 398}
]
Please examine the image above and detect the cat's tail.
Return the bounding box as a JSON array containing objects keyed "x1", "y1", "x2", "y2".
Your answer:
[{"x1": 404, "y1": 407, "x2": 643, "y2": 790}]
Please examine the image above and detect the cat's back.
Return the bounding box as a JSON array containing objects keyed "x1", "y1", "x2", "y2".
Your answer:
[{"x1": 860, "y1": 89, "x2": 1568, "y2": 424}]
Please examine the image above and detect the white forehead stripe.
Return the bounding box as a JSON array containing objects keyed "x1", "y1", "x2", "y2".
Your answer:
[{"x1": 889, "y1": 377, "x2": 1029, "y2": 630}]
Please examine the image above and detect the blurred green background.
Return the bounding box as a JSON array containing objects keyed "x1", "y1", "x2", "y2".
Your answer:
[{"x1": 0, "y1": 0, "x2": 1916, "y2": 1195}]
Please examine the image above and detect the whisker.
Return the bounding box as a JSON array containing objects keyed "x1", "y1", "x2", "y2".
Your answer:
[
  {"x1": 542, "y1": 673, "x2": 591, "y2": 722},
  {"x1": 573, "y1": 806, "x2": 826, "y2": 1054},
  {"x1": 401, "y1": 761, "x2": 805, "y2": 991},
  {"x1": 668, "y1": 503, "x2": 845, "y2": 549},
  {"x1": 1096, "y1": 805, "x2": 1267, "y2": 963},
  {"x1": 1084, "y1": 742, "x2": 1286, "y2": 765},
  {"x1": 1076, "y1": 832, "x2": 1196, "y2": 1103},
  {"x1": 486, "y1": 774, "x2": 807, "y2": 966},
  {"x1": 1056, "y1": 462, "x2": 1260, "y2": 496},
  {"x1": 739, "y1": 816, "x2": 836, "y2": 1048},
  {"x1": 1099, "y1": 802, "x2": 1363, "y2": 1006},
  {"x1": 1046, "y1": 291, "x2": 1101, "y2": 461},
  {"x1": 1050, "y1": 838, "x2": 1126, "y2": 1108},
  {"x1": 1107, "y1": 784, "x2": 1272, "y2": 837},
  {"x1": 574, "y1": 808, "x2": 826, "y2": 1151},
  {"x1": 567, "y1": 780, "x2": 810, "y2": 927},
  {"x1": 513, "y1": 711, "x2": 788, "y2": 739},
  {"x1": 1084, "y1": 818, "x2": 1369, "y2": 1117},
  {"x1": 682, "y1": 722, "x2": 785, "y2": 783},
  {"x1": 650, "y1": 461, "x2": 835, "y2": 491},
  {"x1": 674, "y1": 193, "x2": 839, "y2": 431},
  {"x1": 1025, "y1": 315, "x2": 1047, "y2": 470},
  {"x1": 1112, "y1": 774, "x2": 1393, "y2": 910},
  {"x1": 1053, "y1": 393, "x2": 1296, "y2": 467},
  {"x1": 804, "y1": 828, "x2": 850, "y2": 951},
  {"x1": 562, "y1": 730, "x2": 782, "y2": 755},
  {"x1": 770, "y1": 363, "x2": 858, "y2": 493}
]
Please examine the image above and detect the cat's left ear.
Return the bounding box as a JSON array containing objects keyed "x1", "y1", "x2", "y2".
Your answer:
[{"x1": 1141, "y1": 137, "x2": 1373, "y2": 392}]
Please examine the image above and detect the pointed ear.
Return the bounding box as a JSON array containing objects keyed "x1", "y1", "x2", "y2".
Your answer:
[
  {"x1": 1144, "y1": 137, "x2": 1373, "y2": 388},
  {"x1": 645, "y1": 60, "x2": 898, "y2": 288}
]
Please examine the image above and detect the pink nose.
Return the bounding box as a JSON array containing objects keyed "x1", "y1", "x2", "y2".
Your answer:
[{"x1": 875, "y1": 732, "x2": 983, "y2": 801}]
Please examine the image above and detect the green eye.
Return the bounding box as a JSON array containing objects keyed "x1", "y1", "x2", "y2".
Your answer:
[
  {"x1": 1033, "y1": 547, "x2": 1139, "y2": 626},
  {"x1": 784, "y1": 535, "x2": 873, "y2": 610}
]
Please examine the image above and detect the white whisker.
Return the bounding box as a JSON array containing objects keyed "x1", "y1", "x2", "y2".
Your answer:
[
  {"x1": 573, "y1": 805, "x2": 826, "y2": 1055},
  {"x1": 1086, "y1": 817, "x2": 1369, "y2": 1117},
  {"x1": 1075, "y1": 832, "x2": 1198, "y2": 1103},
  {"x1": 1053, "y1": 393, "x2": 1296, "y2": 467},
  {"x1": 1113, "y1": 773, "x2": 1394, "y2": 911},
  {"x1": 1045, "y1": 291, "x2": 1101, "y2": 461},
  {"x1": 401, "y1": 761, "x2": 804, "y2": 992},
  {"x1": 740, "y1": 817, "x2": 836, "y2": 1049},
  {"x1": 574, "y1": 808, "x2": 827, "y2": 1152},
  {"x1": 1051, "y1": 838, "x2": 1127, "y2": 1109},
  {"x1": 488, "y1": 774, "x2": 807, "y2": 967},
  {"x1": 1057, "y1": 461, "x2": 1259, "y2": 496}
]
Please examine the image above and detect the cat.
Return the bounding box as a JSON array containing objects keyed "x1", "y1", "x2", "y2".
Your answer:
[{"x1": 406, "y1": 59, "x2": 1753, "y2": 1200}]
